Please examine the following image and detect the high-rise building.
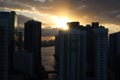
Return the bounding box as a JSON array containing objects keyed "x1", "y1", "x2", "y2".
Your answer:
[
  {"x1": 24, "y1": 20, "x2": 41, "y2": 79},
  {"x1": 109, "y1": 32, "x2": 120, "y2": 56},
  {"x1": 55, "y1": 22, "x2": 108, "y2": 80},
  {"x1": 56, "y1": 22, "x2": 87, "y2": 80},
  {"x1": 86, "y1": 23, "x2": 108, "y2": 80},
  {"x1": 93, "y1": 26, "x2": 108, "y2": 80},
  {"x1": 109, "y1": 32, "x2": 120, "y2": 80},
  {"x1": 0, "y1": 26, "x2": 9, "y2": 80},
  {"x1": 0, "y1": 11, "x2": 17, "y2": 79}
]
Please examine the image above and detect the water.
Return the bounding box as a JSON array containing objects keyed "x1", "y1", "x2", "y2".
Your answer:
[{"x1": 41, "y1": 46, "x2": 55, "y2": 71}]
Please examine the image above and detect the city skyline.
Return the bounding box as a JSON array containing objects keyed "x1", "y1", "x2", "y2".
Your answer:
[
  {"x1": 0, "y1": 11, "x2": 120, "y2": 80},
  {"x1": 0, "y1": 0, "x2": 120, "y2": 33}
]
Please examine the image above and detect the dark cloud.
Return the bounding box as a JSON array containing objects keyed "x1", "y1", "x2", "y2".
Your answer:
[
  {"x1": 17, "y1": 15, "x2": 53, "y2": 28},
  {"x1": 0, "y1": 0, "x2": 120, "y2": 32},
  {"x1": 17, "y1": 15, "x2": 32, "y2": 27},
  {"x1": 0, "y1": 1, "x2": 32, "y2": 10}
]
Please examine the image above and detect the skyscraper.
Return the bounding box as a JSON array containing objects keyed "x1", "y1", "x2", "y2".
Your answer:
[
  {"x1": 56, "y1": 22, "x2": 87, "y2": 80},
  {"x1": 86, "y1": 23, "x2": 108, "y2": 80},
  {"x1": 0, "y1": 11, "x2": 17, "y2": 79},
  {"x1": 109, "y1": 32, "x2": 120, "y2": 56},
  {"x1": 93, "y1": 26, "x2": 108, "y2": 80},
  {"x1": 24, "y1": 20, "x2": 41, "y2": 79},
  {"x1": 0, "y1": 26, "x2": 9, "y2": 80},
  {"x1": 109, "y1": 32, "x2": 120, "y2": 80},
  {"x1": 55, "y1": 22, "x2": 108, "y2": 80}
]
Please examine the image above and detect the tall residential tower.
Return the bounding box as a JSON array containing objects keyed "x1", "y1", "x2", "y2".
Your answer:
[
  {"x1": 86, "y1": 23, "x2": 108, "y2": 80},
  {"x1": 55, "y1": 22, "x2": 108, "y2": 80},
  {"x1": 56, "y1": 22, "x2": 87, "y2": 80},
  {"x1": 24, "y1": 20, "x2": 41, "y2": 79},
  {"x1": 109, "y1": 32, "x2": 120, "y2": 80},
  {"x1": 0, "y1": 11, "x2": 17, "y2": 80}
]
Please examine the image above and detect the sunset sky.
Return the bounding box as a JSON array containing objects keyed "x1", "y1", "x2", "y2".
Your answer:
[{"x1": 0, "y1": 0, "x2": 120, "y2": 33}]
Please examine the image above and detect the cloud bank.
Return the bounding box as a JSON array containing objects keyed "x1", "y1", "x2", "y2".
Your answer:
[{"x1": 0, "y1": 0, "x2": 120, "y2": 33}]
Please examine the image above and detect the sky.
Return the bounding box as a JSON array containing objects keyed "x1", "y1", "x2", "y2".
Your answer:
[{"x1": 0, "y1": 0, "x2": 120, "y2": 33}]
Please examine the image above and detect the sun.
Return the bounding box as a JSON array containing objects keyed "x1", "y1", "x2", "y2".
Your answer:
[{"x1": 53, "y1": 16, "x2": 71, "y2": 30}]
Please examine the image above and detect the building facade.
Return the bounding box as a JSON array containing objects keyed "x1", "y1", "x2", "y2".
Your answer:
[
  {"x1": 17, "y1": 31, "x2": 23, "y2": 51},
  {"x1": 93, "y1": 27, "x2": 108, "y2": 80},
  {"x1": 56, "y1": 22, "x2": 87, "y2": 80},
  {"x1": 109, "y1": 32, "x2": 120, "y2": 80},
  {"x1": 24, "y1": 20, "x2": 41, "y2": 79},
  {"x1": 0, "y1": 26, "x2": 9, "y2": 80},
  {"x1": 86, "y1": 23, "x2": 108, "y2": 80},
  {"x1": 56, "y1": 22, "x2": 108, "y2": 80},
  {"x1": 0, "y1": 11, "x2": 17, "y2": 80}
]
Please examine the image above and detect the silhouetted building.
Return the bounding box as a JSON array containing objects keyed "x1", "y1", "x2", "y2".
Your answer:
[
  {"x1": 93, "y1": 26, "x2": 108, "y2": 80},
  {"x1": 109, "y1": 32, "x2": 120, "y2": 80},
  {"x1": 0, "y1": 11, "x2": 17, "y2": 79},
  {"x1": 12, "y1": 51, "x2": 34, "y2": 80},
  {"x1": 86, "y1": 23, "x2": 108, "y2": 80},
  {"x1": 0, "y1": 26, "x2": 9, "y2": 80},
  {"x1": 24, "y1": 20, "x2": 41, "y2": 79},
  {"x1": 56, "y1": 22, "x2": 87, "y2": 80},
  {"x1": 55, "y1": 22, "x2": 108, "y2": 80},
  {"x1": 14, "y1": 51, "x2": 33, "y2": 75},
  {"x1": 67, "y1": 22, "x2": 80, "y2": 29},
  {"x1": 17, "y1": 31, "x2": 23, "y2": 51}
]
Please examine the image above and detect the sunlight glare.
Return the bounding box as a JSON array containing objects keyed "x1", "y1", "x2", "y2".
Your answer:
[{"x1": 53, "y1": 16, "x2": 71, "y2": 30}]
